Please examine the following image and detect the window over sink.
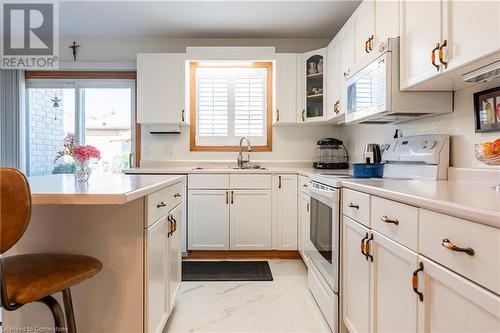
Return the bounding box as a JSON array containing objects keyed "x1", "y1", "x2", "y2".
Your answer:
[{"x1": 189, "y1": 62, "x2": 273, "y2": 151}]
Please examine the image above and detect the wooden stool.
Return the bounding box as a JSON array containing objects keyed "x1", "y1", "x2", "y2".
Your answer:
[{"x1": 0, "y1": 168, "x2": 102, "y2": 333}]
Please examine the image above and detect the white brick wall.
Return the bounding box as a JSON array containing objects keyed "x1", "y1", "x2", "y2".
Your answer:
[{"x1": 28, "y1": 89, "x2": 65, "y2": 176}]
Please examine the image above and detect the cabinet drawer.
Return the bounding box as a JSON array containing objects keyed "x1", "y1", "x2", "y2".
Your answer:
[
  {"x1": 188, "y1": 174, "x2": 229, "y2": 189},
  {"x1": 308, "y1": 264, "x2": 336, "y2": 331},
  {"x1": 419, "y1": 209, "x2": 500, "y2": 294},
  {"x1": 168, "y1": 182, "x2": 184, "y2": 209},
  {"x1": 230, "y1": 174, "x2": 271, "y2": 189},
  {"x1": 371, "y1": 196, "x2": 418, "y2": 251},
  {"x1": 146, "y1": 187, "x2": 170, "y2": 227},
  {"x1": 342, "y1": 188, "x2": 370, "y2": 227},
  {"x1": 299, "y1": 175, "x2": 309, "y2": 193}
]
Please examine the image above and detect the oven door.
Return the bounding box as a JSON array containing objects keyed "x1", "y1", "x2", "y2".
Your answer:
[{"x1": 308, "y1": 185, "x2": 340, "y2": 293}]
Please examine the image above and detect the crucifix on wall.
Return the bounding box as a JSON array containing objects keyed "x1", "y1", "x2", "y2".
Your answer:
[{"x1": 69, "y1": 41, "x2": 80, "y2": 61}]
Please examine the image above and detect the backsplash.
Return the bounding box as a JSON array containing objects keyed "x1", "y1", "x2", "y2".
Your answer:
[{"x1": 339, "y1": 78, "x2": 500, "y2": 169}]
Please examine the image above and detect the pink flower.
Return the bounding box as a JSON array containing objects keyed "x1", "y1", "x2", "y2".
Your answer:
[{"x1": 72, "y1": 145, "x2": 101, "y2": 161}]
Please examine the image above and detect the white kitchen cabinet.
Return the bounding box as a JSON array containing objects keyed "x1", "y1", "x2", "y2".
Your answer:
[
  {"x1": 301, "y1": 48, "x2": 327, "y2": 123},
  {"x1": 343, "y1": 216, "x2": 370, "y2": 333},
  {"x1": 326, "y1": 35, "x2": 343, "y2": 122},
  {"x1": 444, "y1": 0, "x2": 499, "y2": 72},
  {"x1": 417, "y1": 256, "x2": 500, "y2": 332},
  {"x1": 399, "y1": 0, "x2": 445, "y2": 89},
  {"x1": 298, "y1": 191, "x2": 310, "y2": 259},
  {"x1": 352, "y1": 0, "x2": 375, "y2": 65},
  {"x1": 168, "y1": 205, "x2": 182, "y2": 310},
  {"x1": 145, "y1": 214, "x2": 169, "y2": 333},
  {"x1": 188, "y1": 190, "x2": 230, "y2": 250},
  {"x1": 272, "y1": 175, "x2": 298, "y2": 250},
  {"x1": 230, "y1": 190, "x2": 272, "y2": 250},
  {"x1": 370, "y1": 231, "x2": 418, "y2": 333},
  {"x1": 373, "y1": 0, "x2": 399, "y2": 47},
  {"x1": 339, "y1": 19, "x2": 355, "y2": 115},
  {"x1": 275, "y1": 53, "x2": 299, "y2": 124},
  {"x1": 137, "y1": 53, "x2": 186, "y2": 124}
]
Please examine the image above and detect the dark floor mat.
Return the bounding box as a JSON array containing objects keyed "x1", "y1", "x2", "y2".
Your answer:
[{"x1": 182, "y1": 261, "x2": 273, "y2": 281}]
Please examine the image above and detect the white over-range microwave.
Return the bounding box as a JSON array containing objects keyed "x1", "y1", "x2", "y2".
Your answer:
[{"x1": 344, "y1": 38, "x2": 452, "y2": 124}]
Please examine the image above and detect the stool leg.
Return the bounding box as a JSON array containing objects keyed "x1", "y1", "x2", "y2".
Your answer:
[
  {"x1": 38, "y1": 296, "x2": 65, "y2": 330},
  {"x1": 62, "y1": 288, "x2": 77, "y2": 333}
]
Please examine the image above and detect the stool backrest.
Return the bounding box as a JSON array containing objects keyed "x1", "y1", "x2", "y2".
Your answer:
[{"x1": 0, "y1": 168, "x2": 31, "y2": 254}]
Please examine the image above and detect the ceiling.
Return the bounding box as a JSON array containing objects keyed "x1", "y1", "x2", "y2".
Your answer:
[{"x1": 58, "y1": 1, "x2": 361, "y2": 39}]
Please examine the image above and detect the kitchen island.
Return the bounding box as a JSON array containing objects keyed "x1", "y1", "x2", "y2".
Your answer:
[{"x1": 3, "y1": 174, "x2": 186, "y2": 333}]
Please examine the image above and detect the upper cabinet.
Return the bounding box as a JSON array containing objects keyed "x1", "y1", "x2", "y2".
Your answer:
[
  {"x1": 137, "y1": 53, "x2": 187, "y2": 124},
  {"x1": 326, "y1": 35, "x2": 343, "y2": 123},
  {"x1": 275, "y1": 53, "x2": 301, "y2": 124},
  {"x1": 301, "y1": 48, "x2": 327, "y2": 123},
  {"x1": 400, "y1": 0, "x2": 500, "y2": 90},
  {"x1": 352, "y1": 0, "x2": 375, "y2": 66}
]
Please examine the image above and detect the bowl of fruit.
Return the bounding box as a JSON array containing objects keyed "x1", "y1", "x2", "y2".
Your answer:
[{"x1": 475, "y1": 139, "x2": 500, "y2": 165}]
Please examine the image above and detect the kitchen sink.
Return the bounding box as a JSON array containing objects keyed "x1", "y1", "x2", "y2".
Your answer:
[{"x1": 191, "y1": 165, "x2": 267, "y2": 171}]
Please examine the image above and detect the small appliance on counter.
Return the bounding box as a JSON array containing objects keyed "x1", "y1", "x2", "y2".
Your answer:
[
  {"x1": 353, "y1": 143, "x2": 384, "y2": 178},
  {"x1": 313, "y1": 138, "x2": 349, "y2": 169},
  {"x1": 363, "y1": 143, "x2": 382, "y2": 163}
]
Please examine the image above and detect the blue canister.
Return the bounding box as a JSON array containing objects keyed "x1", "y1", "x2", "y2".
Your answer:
[{"x1": 352, "y1": 163, "x2": 384, "y2": 178}]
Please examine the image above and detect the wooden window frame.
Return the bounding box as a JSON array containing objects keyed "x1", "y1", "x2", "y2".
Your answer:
[
  {"x1": 24, "y1": 70, "x2": 141, "y2": 167},
  {"x1": 189, "y1": 61, "x2": 273, "y2": 152}
]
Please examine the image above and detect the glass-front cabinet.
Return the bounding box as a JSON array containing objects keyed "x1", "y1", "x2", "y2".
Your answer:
[{"x1": 302, "y1": 48, "x2": 327, "y2": 122}]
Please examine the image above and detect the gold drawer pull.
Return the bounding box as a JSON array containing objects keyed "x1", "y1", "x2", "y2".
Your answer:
[
  {"x1": 381, "y1": 216, "x2": 399, "y2": 225},
  {"x1": 348, "y1": 203, "x2": 359, "y2": 209},
  {"x1": 442, "y1": 238, "x2": 475, "y2": 256},
  {"x1": 157, "y1": 201, "x2": 167, "y2": 208},
  {"x1": 174, "y1": 193, "x2": 181, "y2": 198}
]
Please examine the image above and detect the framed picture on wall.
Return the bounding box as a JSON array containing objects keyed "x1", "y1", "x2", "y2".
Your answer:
[{"x1": 474, "y1": 86, "x2": 500, "y2": 133}]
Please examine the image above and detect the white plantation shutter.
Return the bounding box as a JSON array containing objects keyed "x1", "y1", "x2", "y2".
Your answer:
[{"x1": 195, "y1": 67, "x2": 267, "y2": 146}]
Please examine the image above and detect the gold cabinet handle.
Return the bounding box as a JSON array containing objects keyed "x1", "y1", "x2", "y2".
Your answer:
[
  {"x1": 369, "y1": 35, "x2": 374, "y2": 51},
  {"x1": 306, "y1": 202, "x2": 310, "y2": 212},
  {"x1": 442, "y1": 238, "x2": 474, "y2": 256},
  {"x1": 365, "y1": 233, "x2": 374, "y2": 262},
  {"x1": 302, "y1": 184, "x2": 308, "y2": 188},
  {"x1": 431, "y1": 42, "x2": 440, "y2": 71},
  {"x1": 157, "y1": 201, "x2": 167, "y2": 208},
  {"x1": 438, "y1": 40, "x2": 448, "y2": 69},
  {"x1": 348, "y1": 203, "x2": 359, "y2": 209},
  {"x1": 276, "y1": 109, "x2": 280, "y2": 122},
  {"x1": 301, "y1": 110, "x2": 305, "y2": 121},
  {"x1": 381, "y1": 215, "x2": 399, "y2": 225},
  {"x1": 278, "y1": 176, "x2": 282, "y2": 189},
  {"x1": 412, "y1": 262, "x2": 424, "y2": 302},
  {"x1": 181, "y1": 109, "x2": 185, "y2": 122},
  {"x1": 333, "y1": 101, "x2": 340, "y2": 114},
  {"x1": 174, "y1": 193, "x2": 181, "y2": 198},
  {"x1": 167, "y1": 215, "x2": 172, "y2": 237},
  {"x1": 360, "y1": 232, "x2": 369, "y2": 259},
  {"x1": 365, "y1": 39, "x2": 370, "y2": 53},
  {"x1": 171, "y1": 216, "x2": 177, "y2": 233},
  {"x1": 225, "y1": 191, "x2": 229, "y2": 205},
  {"x1": 230, "y1": 191, "x2": 234, "y2": 204}
]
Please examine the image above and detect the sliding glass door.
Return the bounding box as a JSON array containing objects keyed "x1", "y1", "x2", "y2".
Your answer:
[{"x1": 25, "y1": 80, "x2": 135, "y2": 176}]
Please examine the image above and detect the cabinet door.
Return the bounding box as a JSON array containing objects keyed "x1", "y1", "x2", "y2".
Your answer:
[
  {"x1": 137, "y1": 53, "x2": 185, "y2": 124},
  {"x1": 275, "y1": 53, "x2": 298, "y2": 124},
  {"x1": 188, "y1": 190, "x2": 230, "y2": 250},
  {"x1": 417, "y1": 256, "x2": 500, "y2": 333},
  {"x1": 370, "y1": 231, "x2": 418, "y2": 333},
  {"x1": 230, "y1": 190, "x2": 272, "y2": 250},
  {"x1": 326, "y1": 36, "x2": 342, "y2": 120},
  {"x1": 444, "y1": 0, "x2": 500, "y2": 71},
  {"x1": 302, "y1": 48, "x2": 327, "y2": 122},
  {"x1": 299, "y1": 192, "x2": 310, "y2": 263},
  {"x1": 343, "y1": 216, "x2": 370, "y2": 333},
  {"x1": 374, "y1": 0, "x2": 399, "y2": 46},
  {"x1": 145, "y1": 215, "x2": 169, "y2": 333},
  {"x1": 353, "y1": 0, "x2": 375, "y2": 65},
  {"x1": 274, "y1": 175, "x2": 298, "y2": 250},
  {"x1": 399, "y1": 0, "x2": 443, "y2": 89},
  {"x1": 339, "y1": 19, "x2": 354, "y2": 114},
  {"x1": 168, "y1": 205, "x2": 182, "y2": 311}
]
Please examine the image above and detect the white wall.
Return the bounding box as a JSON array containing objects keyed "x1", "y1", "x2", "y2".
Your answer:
[
  {"x1": 141, "y1": 125, "x2": 340, "y2": 163},
  {"x1": 339, "y1": 78, "x2": 500, "y2": 169},
  {"x1": 58, "y1": 37, "x2": 330, "y2": 62}
]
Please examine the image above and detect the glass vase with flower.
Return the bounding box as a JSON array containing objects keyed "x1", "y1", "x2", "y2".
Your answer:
[{"x1": 54, "y1": 136, "x2": 101, "y2": 182}]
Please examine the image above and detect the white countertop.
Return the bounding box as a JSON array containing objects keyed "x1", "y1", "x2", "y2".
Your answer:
[
  {"x1": 29, "y1": 174, "x2": 185, "y2": 205},
  {"x1": 340, "y1": 178, "x2": 500, "y2": 229}
]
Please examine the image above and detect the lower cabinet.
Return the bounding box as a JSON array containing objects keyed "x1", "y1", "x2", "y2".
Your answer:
[
  {"x1": 230, "y1": 190, "x2": 272, "y2": 249},
  {"x1": 273, "y1": 175, "x2": 298, "y2": 250},
  {"x1": 145, "y1": 214, "x2": 169, "y2": 333},
  {"x1": 168, "y1": 204, "x2": 183, "y2": 309},
  {"x1": 417, "y1": 256, "x2": 500, "y2": 332},
  {"x1": 188, "y1": 190, "x2": 230, "y2": 250},
  {"x1": 298, "y1": 191, "x2": 310, "y2": 260}
]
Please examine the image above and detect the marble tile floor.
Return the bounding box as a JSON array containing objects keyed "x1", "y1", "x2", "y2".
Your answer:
[{"x1": 164, "y1": 259, "x2": 331, "y2": 333}]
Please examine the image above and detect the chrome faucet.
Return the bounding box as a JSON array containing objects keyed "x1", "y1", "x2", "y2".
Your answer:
[{"x1": 237, "y1": 137, "x2": 252, "y2": 168}]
